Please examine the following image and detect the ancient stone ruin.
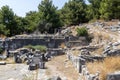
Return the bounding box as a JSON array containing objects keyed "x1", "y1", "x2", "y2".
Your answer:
[{"x1": 1, "y1": 21, "x2": 120, "y2": 80}]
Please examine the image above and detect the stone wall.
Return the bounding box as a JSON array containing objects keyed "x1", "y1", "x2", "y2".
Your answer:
[
  {"x1": 107, "y1": 72, "x2": 120, "y2": 80},
  {"x1": 66, "y1": 49, "x2": 100, "y2": 80},
  {"x1": 5, "y1": 38, "x2": 65, "y2": 50}
]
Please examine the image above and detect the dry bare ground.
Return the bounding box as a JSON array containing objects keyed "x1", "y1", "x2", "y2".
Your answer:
[
  {"x1": 0, "y1": 55, "x2": 79, "y2": 80},
  {"x1": 46, "y1": 55, "x2": 79, "y2": 80}
]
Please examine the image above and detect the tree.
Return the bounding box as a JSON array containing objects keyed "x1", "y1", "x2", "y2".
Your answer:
[
  {"x1": 0, "y1": 5, "x2": 17, "y2": 36},
  {"x1": 25, "y1": 11, "x2": 39, "y2": 33},
  {"x1": 87, "y1": 0, "x2": 102, "y2": 20},
  {"x1": 60, "y1": 0, "x2": 87, "y2": 26},
  {"x1": 38, "y1": 0, "x2": 62, "y2": 33},
  {"x1": 15, "y1": 16, "x2": 29, "y2": 34},
  {"x1": 99, "y1": 0, "x2": 120, "y2": 20},
  {"x1": 112, "y1": 0, "x2": 120, "y2": 19},
  {"x1": 0, "y1": 24, "x2": 9, "y2": 35},
  {"x1": 99, "y1": 0, "x2": 113, "y2": 20}
]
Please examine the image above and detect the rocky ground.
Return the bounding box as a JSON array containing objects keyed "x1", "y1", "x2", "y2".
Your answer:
[
  {"x1": 0, "y1": 55, "x2": 79, "y2": 80},
  {"x1": 0, "y1": 64, "x2": 29, "y2": 80},
  {"x1": 0, "y1": 21, "x2": 120, "y2": 80}
]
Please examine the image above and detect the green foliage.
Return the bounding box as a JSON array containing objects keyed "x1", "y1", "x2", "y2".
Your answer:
[
  {"x1": 24, "y1": 45, "x2": 47, "y2": 52},
  {"x1": 0, "y1": 47, "x2": 3, "y2": 54},
  {"x1": 25, "y1": 11, "x2": 39, "y2": 33},
  {"x1": 15, "y1": 16, "x2": 29, "y2": 34},
  {"x1": 0, "y1": 6, "x2": 30, "y2": 36},
  {"x1": 0, "y1": 5, "x2": 17, "y2": 36},
  {"x1": 99, "y1": 0, "x2": 120, "y2": 20},
  {"x1": 76, "y1": 27, "x2": 88, "y2": 36},
  {"x1": 33, "y1": 45, "x2": 47, "y2": 52},
  {"x1": 0, "y1": 24, "x2": 9, "y2": 35},
  {"x1": 99, "y1": 0, "x2": 112, "y2": 20},
  {"x1": 38, "y1": 0, "x2": 62, "y2": 33},
  {"x1": 60, "y1": 0, "x2": 87, "y2": 26},
  {"x1": 37, "y1": 20, "x2": 52, "y2": 33},
  {"x1": 24, "y1": 45, "x2": 34, "y2": 49},
  {"x1": 87, "y1": 0, "x2": 102, "y2": 20},
  {"x1": 0, "y1": 0, "x2": 120, "y2": 36}
]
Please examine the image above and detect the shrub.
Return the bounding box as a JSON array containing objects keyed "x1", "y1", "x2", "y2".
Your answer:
[
  {"x1": 24, "y1": 45, "x2": 47, "y2": 52},
  {"x1": 76, "y1": 27, "x2": 88, "y2": 36},
  {"x1": 0, "y1": 47, "x2": 3, "y2": 54},
  {"x1": 33, "y1": 45, "x2": 47, "y2": 52},
  {"x1": 24, "y1": 45, "x2": 34, "y2": 49}
]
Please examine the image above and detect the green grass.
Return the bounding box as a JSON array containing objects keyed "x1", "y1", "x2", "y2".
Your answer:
[
  {"x1": 24, "y1": 45, "x2": 47, "y2": 52},
  {"x1": 76, "y1": 27, "x2": 88, "y2": 36}
]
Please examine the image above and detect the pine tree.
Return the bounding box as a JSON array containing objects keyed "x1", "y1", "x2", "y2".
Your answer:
[
  {"x1": 60, "y1": 0, "x2": 87, "y2": 26},
  {"x1": 38, "y1": 0, "x2": 62, "y2": 33}
]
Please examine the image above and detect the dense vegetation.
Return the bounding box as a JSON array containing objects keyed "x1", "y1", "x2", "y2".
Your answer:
[
  {"x1": 0, "y1": 0, "x2": 120, "y2": 36},
  {"x1": 24, "y1": 45, "x2": 47, "y2": 52},
  {"x1": 0, "y1": 47, "x2": 4, "y2": 54},
  {"x1": 76, "y1": 27, "x2": 88, "y2": 36}
]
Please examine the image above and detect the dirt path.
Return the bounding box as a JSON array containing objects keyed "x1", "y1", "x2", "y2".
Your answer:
[
  {"x1": 45, "y1": 55, "x2": 79, "y2": 80},
  {"x1": 0, "y1": 55, "x2": 79, "y2": 80}
]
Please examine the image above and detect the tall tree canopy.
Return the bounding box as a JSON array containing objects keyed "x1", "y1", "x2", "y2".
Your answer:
[
  {"x1": 0, "y1": 5, "x2": 17, "y2": 36},
  {"x1": 0, "y1": 0, "x2": 120, "y2": 36},
  {"x1": 87, "y1": 0, "x2": 102, "y2": 20},
  {"x1": 15, "y1": 16, "x2": 29, "y2": 34},
  {"x1": 99, "y1": 0, "x2": 120, "y2": 20},
  {"x1": 25, "y1": 11, "x2": 39, "y2": 33},
  {"x1": 60, "y1": 0, "x2": 87, "y2": 26},
  {"x1": 38, "y1": 0, "x2": 62, "y2": 33}
]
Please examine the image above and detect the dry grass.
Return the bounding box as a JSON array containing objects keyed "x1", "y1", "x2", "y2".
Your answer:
[
  {"x1": 93, "y1": 30, "x2": 111, "y2": 44},
  {"x1": 0, "y1": 34, "x2": 6, "y2": 39},
  {"x1": 22, "y1": 74, "x2": 35, "y2": 80},
  {"x1": 90, "y1": 26, "x2": 120, "y2": 45},
  {"x1": 59, "y1": 43, "x2": 66, "y2": 49},
  {"x1": 45, "y1": 68, "x2": 51, "y2": 76},
  {"x1": 6, "y1": 57, "x2": 14, "y2": 63},
  {"x1": 46, "y1": 55, "x2": 79, "y2": 80},
  {"x1": 92, "y1": 46, "x2": 104, "y2": 55},
  {"x1": 87, "y1": 57, "x2": 120, "y2": 80},
  {"x1": 72, "y1": 50, "x2": 80, "y2": 56}
]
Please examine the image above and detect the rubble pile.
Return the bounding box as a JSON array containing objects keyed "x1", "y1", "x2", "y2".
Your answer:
[
  {"x1": 66, "y1": 49, "x2": 101, "y2": 80},
  {"x1": 103, "y1": 42, "x2": 120, "y2": 56},
  {"x1": 107, "y1": 71, "x2": 120, "y2": 80}
]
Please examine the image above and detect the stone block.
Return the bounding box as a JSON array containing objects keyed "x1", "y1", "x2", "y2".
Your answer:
[
  {"x1": 28, "y1": 63, "x2": 37, "y2": 70},
  {"x1": 50, "y1": 76, "x2": 61, "y2": 80},
  {"x1": 107, "y1": 73, "x2": 120, "y2": 80},
  {"x1": 0, "y1": 61, "x2": 6, "y2": 65},
  {"x1": 39, "y1": 62, "x2": 45, "y2": 69}
]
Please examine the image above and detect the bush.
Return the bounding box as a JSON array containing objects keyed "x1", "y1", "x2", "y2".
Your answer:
[
  {"x1": 24, "y1": 45, "x2": 47, "y2": 52},
  {"x1": 76, "y1": 27, "x2": 88, "y2": 36},
  {"x1": 33, "y1": 45, "x2": 47, "y2": 52},
  {"x1": 0, "y1": 47, "x2": 3, "y2": 54},
  {"x1": 24, "y1": 45, "x2": 33, "y2": 49}
]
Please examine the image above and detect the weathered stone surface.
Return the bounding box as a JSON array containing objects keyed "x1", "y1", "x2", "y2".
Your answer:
[
  {"x1": 45, "y1": 51, "x2": 51, "y2": 59},
  {"x1": 28, "y1": 63, "x2": 37, "y2": 70},
  {"x1": 0, "y1": 55, "x2": 7, "y2": 60},
  {"x1": 78, "y1": 58, "x2": 85, "y2": 73},
  {"x1": 39, "y1": 62, "x2": 45, "y2": 69},
  {"x1": 14, "y1": 54, "x2": 22, "y2": 63},
  {"x1": 107, "y1": 72, "x2": 120, "y2": 80},
  {"x1": 49, "y1": 76, "x2": 62, "y2": 80},
  {"x1": 0, "y1": 61, "x2": 6, "y2": 65},
  {"x1": 5, "y1": 35, "x2": 65, "y2": 50},
  {"x1": 103, "y1": 42, "x2": 120, "y2": 56},
  {"x1": 81, "y1": 49, "x2": 91, "y2": 56}
]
